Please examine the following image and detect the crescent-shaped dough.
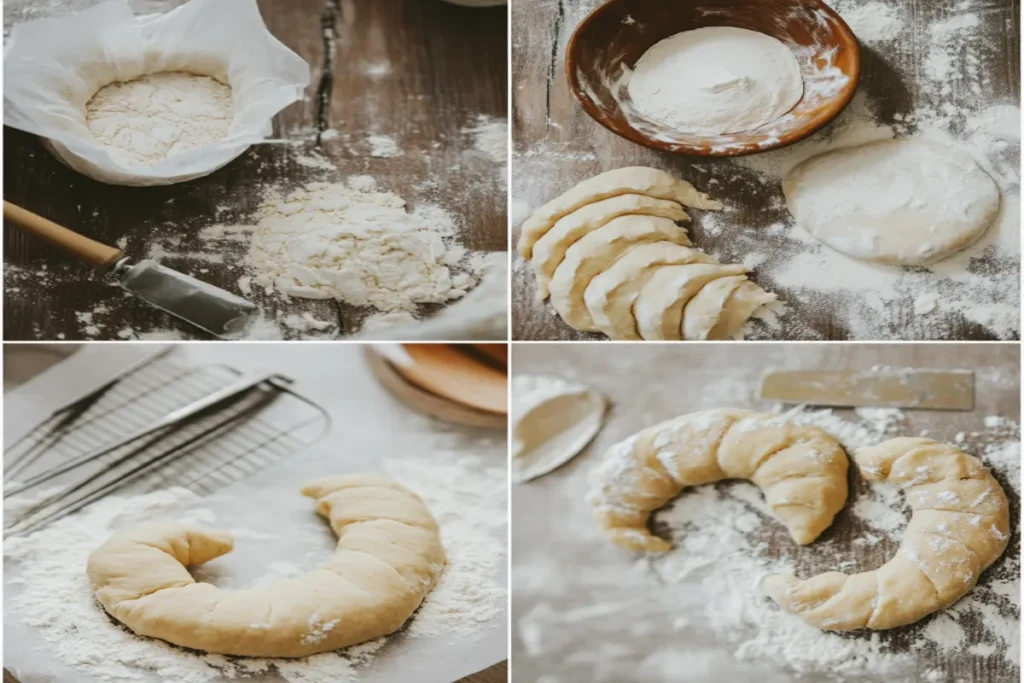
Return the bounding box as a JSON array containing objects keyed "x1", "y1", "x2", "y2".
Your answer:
[
  {"x1": 517, "y1": 166, "x2": 723, "y2": 258},
  {"x1": 584, "y1": 242, "x2": 717, "y2": 340},
  {"x1": 532, "y1": 194, "x2": 690, "y2": 298},
  {"x1": 549, "y1": 215, "x2": 691, "y2": 331},
  {"x1": 588, "y1": 409, "x2": 849, "y2": 553},
  {"x1": 86, "y1": 475, "x2": 446, "y2": 657},
  {"x1": 682, "y1": 276, "x2": 778, "y2": 341},
  {"x1": 633, "y1": 263, "x2": 749, "y2": 340},
  {"x1": 762, "y1": 438, "x2": 1009, "y2": 631}
]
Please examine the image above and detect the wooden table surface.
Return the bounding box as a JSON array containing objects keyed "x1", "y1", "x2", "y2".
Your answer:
[
  {"x1": 510, "y1": 343, "x2": 1020, "y2": 682},
  {"x1": 511, "y1": 0, "x2": 1021, "y2": 341},
  {"x1": 3, "y1": 0, "x2": 507, "y2": 341}
]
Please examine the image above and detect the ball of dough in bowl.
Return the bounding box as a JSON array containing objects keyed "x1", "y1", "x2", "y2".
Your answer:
[{"x1": 783, "y1": 139, "x2": 1000, "y2": 266}]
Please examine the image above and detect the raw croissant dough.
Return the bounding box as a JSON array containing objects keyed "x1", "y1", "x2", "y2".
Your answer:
[
  {"x1": 87, "y1": 475, "x2": 446, "y2": 657},
  {"x1": 588, "y1": 409, "x2": 849, "y2": 552},
  {"x1": 763, "y1": 438, "x2": 1009, "y2": 630},
  {"x1": 520, "y1": 167, "x2": 776, "y2": 340},
  {"x1": 517, "y1": 166, "x2": 723, "y2": 259}
]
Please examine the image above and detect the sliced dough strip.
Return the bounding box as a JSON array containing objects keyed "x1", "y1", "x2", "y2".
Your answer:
[
  {"x1": 87, "y1": 474, "x2": 446, "y2": 658},
  {"x1": 532, "y1": 194, "x2": 690, "y2": 298},
  {"x1": 518, "y1": 166, "x2": 722, "y2": 258},
  {"x1": 633, "y1": 262, "x2": 749, "y2": 340},
  {"x1": 763, "y1": 438, "x2": 1010, "y2": 631},
  {"x1": 549, "y1": 215, "x2": 691, "y2": 331},
  {"x1": 588, "y1": 409, "x2": 849, "y2": 553},
  {"x1": 585, "y1": 241, "x2": 717, "y2": 340}
]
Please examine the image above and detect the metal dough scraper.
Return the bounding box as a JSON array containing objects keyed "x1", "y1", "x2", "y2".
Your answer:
[
  {"x1": 4, "y1": 201, "x2": 257, "y2": 339},
  {"x1": 760, "y1": 369, "x2": 974, "y2": 410}
]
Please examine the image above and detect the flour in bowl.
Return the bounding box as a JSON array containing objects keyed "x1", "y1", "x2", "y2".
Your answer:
[
  {"x1": 86, "y1": 72, "x2": 234, "y2": 167},
  {"x1": 628, "y1": 27, "x2": 803, "y2": 135}
]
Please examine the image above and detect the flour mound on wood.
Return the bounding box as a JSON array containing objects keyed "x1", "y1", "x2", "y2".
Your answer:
[
  {"x1": 86, "y1": 72, "x2": 233, "y2": 167},
  {"x1": 244, "y1": 181, "x2": 477, "y2": 312}
]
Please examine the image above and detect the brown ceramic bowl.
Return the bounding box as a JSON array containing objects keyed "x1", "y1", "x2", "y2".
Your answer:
[{"x1": 566, "y1": 0, "x2": 861, "y2": 157}]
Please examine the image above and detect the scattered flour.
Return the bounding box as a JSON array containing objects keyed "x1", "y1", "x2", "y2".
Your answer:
[
  {"x1": 831, "y1": 0, "x2": 907, "y2": 43},
  {"x1": 86, "y1": 72, "x2": 233, "y2": 168},
  {"x1": 463, "y1": 115, "x2": 509, "y2": 165},
  {"x1": 367, "y1": 134, "x2": 403, "y2": 158}
]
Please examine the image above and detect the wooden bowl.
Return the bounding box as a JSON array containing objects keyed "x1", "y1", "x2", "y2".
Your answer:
[{"x1": 566, "y1": 0, "x2": 861, "y2": 157}]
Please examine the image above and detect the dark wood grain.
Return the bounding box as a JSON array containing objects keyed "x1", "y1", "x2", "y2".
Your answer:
[
  {"x1": 510, "y1": 343, "x2": 1020, "y2": 683},
  {"x1": 511, "y1": 0, "x2": 1021, "y2": 341},
  {"x1": 3, "y1": 0, "x2": 507, "y2": 341}
]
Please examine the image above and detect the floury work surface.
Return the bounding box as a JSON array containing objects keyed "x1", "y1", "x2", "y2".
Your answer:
[
  {"x1": 510, "y1": 343, "x2": 1020, "y2": 682},
  {"x1": 511, "y1": 0, "x2": 1020, "y2": 341}
]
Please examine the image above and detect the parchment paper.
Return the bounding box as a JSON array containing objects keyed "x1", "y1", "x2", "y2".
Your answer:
[{"x1": 3, "y1": 344, "x2": 507, "y2": 683}]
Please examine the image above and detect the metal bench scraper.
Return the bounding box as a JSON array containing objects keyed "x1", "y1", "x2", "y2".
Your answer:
[
  {"x1": 760, "y1": 369, "x2": 974, "y2": 410},
  {"x1": 4, "y1": 201, "x2": 257, "y2": 339}
]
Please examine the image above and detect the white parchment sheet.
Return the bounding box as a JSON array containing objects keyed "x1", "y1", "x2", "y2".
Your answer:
[{"x1": 3, "y1": 344, "x2": 508, "y2": 683}]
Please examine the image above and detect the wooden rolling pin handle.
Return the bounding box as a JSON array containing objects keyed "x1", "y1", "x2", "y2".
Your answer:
[{"x1": 3, "y1": 201, "x2": 124, "y2": 270}]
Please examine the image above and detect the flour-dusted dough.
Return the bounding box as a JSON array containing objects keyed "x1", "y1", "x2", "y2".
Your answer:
[
  {"x1": 633, "y1": 262, "x2": 749, "y2": 340},
  {"x1": 86, "y1": 475, "x2": 446, "y2": 657},
  {"x1": 681, "y1": 275, "x2": 777, "y2": 340},
  {"x1": 549, "y1": 215, "x2": 691, "y2": 331},
  {"x1": 532, "y1": 194, "x2": 690, "y2": 298},
  {"x1": 517, "y1": 166, "x2": 723, "y2": 258},
  {"x1": 763, "y1": 438, "x2": 1009, "y2": 631},
  {"x1": 783, "y1": 140, "x2": 1001, "y2": 266},
  {"x1": 588, "y1": 409, "x2": 849, "y2": 552},
  {"x1": 585, "y1": 241, "x2": 716, "y2": 340}
]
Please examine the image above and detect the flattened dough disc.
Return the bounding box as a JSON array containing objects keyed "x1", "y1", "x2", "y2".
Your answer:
[{"x1": 783, "y1": 139, "x2": 1000, "y2": 266}]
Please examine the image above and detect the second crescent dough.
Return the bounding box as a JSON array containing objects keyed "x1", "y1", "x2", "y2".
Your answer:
[
  {"x1": 763, "y1": 438, "x2": 1010, "y2": 630},
  {"x1": 517, "y1": 166, "x2": 723, "y2": 259},
  {"x1": 86, "y1": 475, "x2": 446, "y2": 657},
  {"x1": 531, "y1": 194, "x2": 690, "y2": 298},
  {"x1": 588, "y1": 409, "x2": 849, "y2": 552}
]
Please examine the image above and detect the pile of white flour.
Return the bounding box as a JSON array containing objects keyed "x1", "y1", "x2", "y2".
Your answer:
[
  {"x1": 86, "y1": 72, "x2": 233, "y2": 167},
  {"x1": 200, "y1": 178, "x2": 481, "y2": 314},
  {"x1": 4, "y1": 450, "x2": 506, "y2": 683},
  {"x1": 628, "y1": 27, "x2": 803, "y2": 135}
]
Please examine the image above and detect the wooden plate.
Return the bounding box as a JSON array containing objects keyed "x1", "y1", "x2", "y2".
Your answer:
[
  {"x1": 566, "y1": 0, "x2": 861, "y2": 157},
  {"x1": 364, "y1": 347, "x2": 507, "y2": 429}
]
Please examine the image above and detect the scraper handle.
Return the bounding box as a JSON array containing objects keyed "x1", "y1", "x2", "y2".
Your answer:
[{"x1": 3, "y1": 201, "x2": 124, "y2": 270}]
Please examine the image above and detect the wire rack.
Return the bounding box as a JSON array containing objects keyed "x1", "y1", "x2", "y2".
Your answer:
[{"x1": 4, "y1": 356, "x2": 331, "y2": 534}]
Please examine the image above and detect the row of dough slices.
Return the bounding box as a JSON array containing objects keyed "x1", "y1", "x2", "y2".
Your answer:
[{"x1": 518, "y1": 166, "x2": 778, "y2": 340}]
